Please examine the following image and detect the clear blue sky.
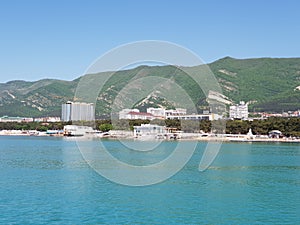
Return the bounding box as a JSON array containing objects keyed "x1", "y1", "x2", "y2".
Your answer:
[{"x1": 0, "y1": 0, "x2": 299, "y2": 83}]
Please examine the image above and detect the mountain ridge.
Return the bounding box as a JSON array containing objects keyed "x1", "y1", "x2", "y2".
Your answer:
[{"x1": 1, "y1": 57, "x2": 300, "y2": 117}]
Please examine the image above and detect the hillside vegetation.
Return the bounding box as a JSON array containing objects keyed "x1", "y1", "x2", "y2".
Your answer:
[{"x1": 1, "y1": 57, "x2": 300, "y2": 117}]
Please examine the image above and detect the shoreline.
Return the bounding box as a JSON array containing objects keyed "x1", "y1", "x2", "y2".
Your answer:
[
  {"x1": 194, "y1": 136, "x2": 300, "y2": 143},
  {"x1": 1, "y1": 130, "x2": 300, "y2": 143}
]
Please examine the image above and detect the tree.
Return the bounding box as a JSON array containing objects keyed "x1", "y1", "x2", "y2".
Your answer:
[
  {"x1": 37, "y1": 125, "x2": 48, "y2": 132},
  {"x1": 99, "y1": 123, "x2": 113, "y2": 132}
]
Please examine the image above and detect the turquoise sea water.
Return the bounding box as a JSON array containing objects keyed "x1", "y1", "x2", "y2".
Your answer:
[{"x1": 0, "y1": 136, "x2": 299, "y2": 224}]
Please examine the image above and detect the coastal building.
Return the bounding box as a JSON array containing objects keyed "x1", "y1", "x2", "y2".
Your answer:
[
  {"x1": 119, "y1": 108, "x2": 140, "y2": 119},
  {"x1": 133, "y1": 124, "x2": 166, "y2": 137},
  {"x1": 34, "y1": 117, "x2": 61, "y2": 122},
  {"x1": 146, "y1": 107, "x2": 165, "y2": 118},
  {"x1": 119, "y1": 108, "x2": 155, "y2": 120},
  {"x1": 166, "y1": 113, "x2": 222, "y2": 121},
  {"x1": 63, "y1": 125, "x2": 94, "y2": 136},
  {"x1": 146, "y1": 107, "x2": 187, "y2": 118},
  {"x1": 125, "y1": 111, "x2": 155, "y2": 120},
  {"x1": 268, "y1": 130, "x2": 283, "y2": 138},
  {"x1": 0, "y1": 116, "x2": 33, "y2": 123},
  {"x1": 165, "y1": 108, "x2": 187, "y2": 117},
  {"x1": 119, "y1": 107, "x2": 221, "y2": 121},
  {"x1": 229, "y1": 101, "x2": 249, "y2": 119},
  {"x1": 61, "y1": 101, "x2": 95, "y2": 122}
]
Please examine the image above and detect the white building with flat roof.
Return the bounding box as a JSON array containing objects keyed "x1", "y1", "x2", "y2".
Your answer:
[
  {"x1": 62, "y1": 101, "x2": 95, "y2": 121},
  {"x1": 166, "y1": 113, "x2": 222, "y2": 121},
  {"x1": 0, "y1": 116, "x2": 34, "y2": 123},
  {"x1": 133, "y1": 124, "x2": 166, "y2": 137},
  {"x1": 165, "y1": 108, "x2": 187, "y2": 117},
  {"x1": 229, "y1": 101, "x2": 248, "y2": 119},
  {"x1": 147, "y1": 107, "x2": 165, "y2": 118},
  {"x1": 34, "y1": 117, "x2": 61, "y2": 122}
]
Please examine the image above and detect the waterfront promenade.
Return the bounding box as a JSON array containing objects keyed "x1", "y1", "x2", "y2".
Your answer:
[{"x1": 1, "y1": 129, "x2": 300, "y2": 143}]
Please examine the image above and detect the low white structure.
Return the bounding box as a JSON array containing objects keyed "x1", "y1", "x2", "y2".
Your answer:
[
  {"x1": 0, "y1": 116, "x2": 33, "y2": 123},
  {"x1": 166, "y1": 113, "x2": 222, "y2": 121},
  {"x1": 120, "y1": 107, "x2": 187, "y2": 120},
  {"x1": 133, "y1": 124, "x2": 166, "y2": 137},
  {"x1": 268, "y1": 130, "x2": 283, "y2": 138},
  {"x1": 34, "y1": 117, "x2": 61, "y2": 122},
  {"x1": 165, "y1": 108, "x2": 187, "y2": 117},
  {"x1": 229, "y1": 101, "x2": 249, "y2": 119},
  {"x1": 63, "y1": 125, "x2": 94, "y2": 136}
]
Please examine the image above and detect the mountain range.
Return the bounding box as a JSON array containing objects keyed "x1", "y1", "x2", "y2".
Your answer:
[{"x1": 1, "y1": 57, "x2": 300, "y2": 118}]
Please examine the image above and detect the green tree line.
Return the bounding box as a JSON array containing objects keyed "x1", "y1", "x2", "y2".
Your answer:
[
  {"x1": 96, "y1": 117, "x2": 300, "y2": 137},
  {"x1": 0, "y1": 121, "x2": 71, "y2": 131},
  {"x1": 1, "y1": 117, "x2": 300, "y2": 137}
]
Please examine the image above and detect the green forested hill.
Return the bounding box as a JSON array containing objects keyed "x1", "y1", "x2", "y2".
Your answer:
[
  {"x1": 0, "y1": 79, "x2": 76, "y2": 117},
  {"x1": 210, "y1": 57, "x2": 300, "y2": 111},
  {"x1": 1, "y1": 57, "x2": 300, "y2": 117}
]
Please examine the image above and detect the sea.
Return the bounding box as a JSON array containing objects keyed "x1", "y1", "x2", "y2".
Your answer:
[{"x1": 0, "y1": 136, "x2": 299, "y2": 224}]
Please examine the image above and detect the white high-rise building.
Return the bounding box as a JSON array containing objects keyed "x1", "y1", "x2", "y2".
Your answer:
[
  {"x1": 61, "y1": 101, "x2": 95, "y2": 121},
  {"x1": 229, "y1": 101, "x2": 248, "y2": 119}
]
